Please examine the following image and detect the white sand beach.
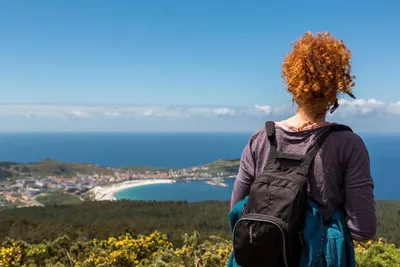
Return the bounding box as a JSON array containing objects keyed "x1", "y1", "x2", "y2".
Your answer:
[{"x1": 91, "y1": 179, "x2": 175, "y2": 201}]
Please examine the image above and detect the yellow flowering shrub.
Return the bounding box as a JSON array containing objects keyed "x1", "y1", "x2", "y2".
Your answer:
[
  {"x1": 72, "y1": 232, "x2": 173, "y2": 266},
  {"x1": 146, "y1": 231, "x2": 232, "y2": 267},
  {"x1": 0, "y1": 232, "x2": 398, "y2": 266},
  {"x1": 0, "y1": 246, "x2": 22, "y2": 267},
  {"x1": 354, "y1": 238, "x2": 400, "y2": 267}
]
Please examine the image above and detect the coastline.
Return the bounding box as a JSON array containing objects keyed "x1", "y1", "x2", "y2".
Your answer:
[
  {"x1": 90, "y1": 179, "x2": 175, "y2": 201},
  {"x1": 205, "y1": 180, "x2": 229, "y2": 187}
]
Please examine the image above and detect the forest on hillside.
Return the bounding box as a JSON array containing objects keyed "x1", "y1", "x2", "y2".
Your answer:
[
  {"x1": 0, "y1": 200, "x2": 228, "y2": 247},
  {"x1": 0, "y1": 199, "x2": 399, "y2": 247}
]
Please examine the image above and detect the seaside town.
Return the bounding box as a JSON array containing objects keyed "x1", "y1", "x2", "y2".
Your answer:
[{"x1": 0, "y1": 160, "x2": 236, "y2": 209}]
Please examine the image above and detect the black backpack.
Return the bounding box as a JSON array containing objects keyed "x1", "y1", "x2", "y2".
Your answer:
[{"x1": 232, "y1": 121, "x2": 352, "y2": 267}]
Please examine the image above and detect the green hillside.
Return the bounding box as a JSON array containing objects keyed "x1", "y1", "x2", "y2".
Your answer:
[
  {"x1": 14, "y1": 159, "x2": 113, "y2": 177},
  {"x1": 0, "y1": 158, "x2": 240, "y2": 181},
  {"x1": 119, "y1": 166, "x2": 176, "y2": 173},
  {"x1": 0, "y1": 199, "x2": 399, "y2": 247},
  {"x1": 0, "y1": 158, "x2": 113, "y2": 180},
  {"x1": 203, "y1": 158, "x2": 240, "y2": 175}
]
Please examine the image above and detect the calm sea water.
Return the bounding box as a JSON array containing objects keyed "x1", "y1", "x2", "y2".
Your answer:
[
  {"x1": 115, "y1": 180, "x2": 236, "y2": 202},
  {"x1": 0, "y1": 132, "x2": 250, "y2": 168},
  {"x1": 0, "y1": 132, "x2": 398, "y2": 201}
]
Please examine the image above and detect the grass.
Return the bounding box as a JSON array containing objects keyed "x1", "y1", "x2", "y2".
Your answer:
[{"x1": 36, "y1": 191, "x2": 83, "y2": 205}]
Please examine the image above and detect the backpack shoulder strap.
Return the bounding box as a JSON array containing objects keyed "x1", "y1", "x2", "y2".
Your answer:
[
  {"x1": 265, "y1": 121, "x2": 307, "y2": 163},
  {"x1": 297, "y1": 124, "x2": 352, "y2": 176},
  {"x1": 265, "y1": 121, "x2": 277, "y2": 160}
]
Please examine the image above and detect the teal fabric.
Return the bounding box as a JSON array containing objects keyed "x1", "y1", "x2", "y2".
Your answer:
[
  {"x1": 227, "y1": 197, "x2": 248, "y2": 267},
  {"x1": 229, "y1": 196, "x2": 248, "y2": 232},
  {"x1": 299, "y1": 199, "x2": 356, "y2": 267},
  {"x1": 227, "y1": 197, "x2": 356, "y2": 267}
]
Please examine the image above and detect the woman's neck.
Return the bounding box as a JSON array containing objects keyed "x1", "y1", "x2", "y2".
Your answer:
[{"x1": 284, "y1": 110, "x2": 327, "y2": 131}]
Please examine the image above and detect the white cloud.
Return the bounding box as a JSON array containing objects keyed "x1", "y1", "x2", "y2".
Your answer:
[
  {"x1": 0, "y1": 99, "x2": 395, "y2": 121},
  {"x1": 0, "y1": 105, "x2": 54, "y2": 118},
  {"x1": 332, "y1": 98, "x2": 385, "y2": 117},
  {"x1": 187, "y1": 107, "x2": 215, "y2": 117},
  {"x1": 0, "y1": 99, "x2": 398, "y2": 132},
  {"x1": 65, "y1": 110, "x2": 91, "y2": 119},
  {"x1": 213, "y1": 108, "x2": 235, "y2": 116},
  {"x1": 342, "y1": 98, "x2": 383, "y2": 108},
  {"x1": 388, "y1": 101, "x2": 400, "y2": 115},
  {"x1": 151, "y1": 107, "x2": 191, "y2": 118},
  {"x1": 142, "y1": 109, "x2": 154, "y2": 116},
  {"x1": 23, "y1": 111, "x2": 36, "y2": 119},
  {"x1": 103, "y1": 110, "x2": 122, "y2": 118},
  {"x1": 139, "y1": 107, "x2": 190, "y2": 118},
  {"x1": 254, "y1": 105, "x2": 272, "y2": 114}
]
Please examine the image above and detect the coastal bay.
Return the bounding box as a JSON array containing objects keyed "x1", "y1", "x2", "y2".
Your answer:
[
  {"x1": 114, "y1": 179, "x2": 236, "y2": 202},
  {"x1": 90, "y1": 179, "x2": 175, "y2": 201},
  {"x1": 0, "y1": 157, "x2": 239, "y2": 209}
]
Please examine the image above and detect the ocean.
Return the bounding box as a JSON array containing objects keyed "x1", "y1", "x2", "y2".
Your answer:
[
  {"x1": 0, "y1": 132, "x2": 399, "y2": 201},
  {"x1": 115, "y1": 180, "x2": 236, "y2": 202},
  {"x1": 0, "y1": 132, "x2": 250, "y2": 168}
]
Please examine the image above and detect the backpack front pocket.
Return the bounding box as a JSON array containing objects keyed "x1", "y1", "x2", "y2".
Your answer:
[{"x1": 233, "y1": 213, "x2": 289, "y2": 267}]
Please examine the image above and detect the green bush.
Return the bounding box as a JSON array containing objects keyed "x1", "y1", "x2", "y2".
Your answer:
[
  {"x1": 1, "y1": 232, "x2": 399, "y2": 267},
  {"x1": 355, "y1": 238, "x2": 400, "y2": 267}
]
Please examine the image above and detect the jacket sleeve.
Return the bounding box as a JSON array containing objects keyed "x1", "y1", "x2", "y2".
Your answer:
[
  {"x1": 343, "y1": 134, "x2": 377, "y2": 241},
  {"x1": 230, "y1": 137, "x2": 256, "y2": 210}
]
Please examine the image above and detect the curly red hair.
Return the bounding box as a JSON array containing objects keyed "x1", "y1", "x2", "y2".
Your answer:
[{"x1": 282, "y1": 32, "x2": 355, "y2": 114}]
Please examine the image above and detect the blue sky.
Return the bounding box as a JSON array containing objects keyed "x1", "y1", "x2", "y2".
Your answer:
[{"x1": 0, "y1": 0, "x2": 399, "y2": 132}]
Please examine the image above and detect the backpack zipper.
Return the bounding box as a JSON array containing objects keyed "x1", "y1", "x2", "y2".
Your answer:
[{"x1": 233, "y1": 215, "x2": 289, "y2": 267}]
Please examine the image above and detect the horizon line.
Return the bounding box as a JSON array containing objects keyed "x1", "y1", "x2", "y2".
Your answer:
[
  {"x1": 0, "y1": 130, "x2": 397, "y2": 134},
  {"x1": 0, "y1": 102, "x2": 274, "y2": 108}
]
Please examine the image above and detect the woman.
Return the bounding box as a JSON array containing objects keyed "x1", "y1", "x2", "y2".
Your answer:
[{"x1": 231, "y1": 32, "x2": 377, "y2": 242}]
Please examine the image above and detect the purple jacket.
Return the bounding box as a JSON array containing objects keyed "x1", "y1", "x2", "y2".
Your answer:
[{"x1": 231, "y1": 121, "x2": 377, "y2": 241}]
